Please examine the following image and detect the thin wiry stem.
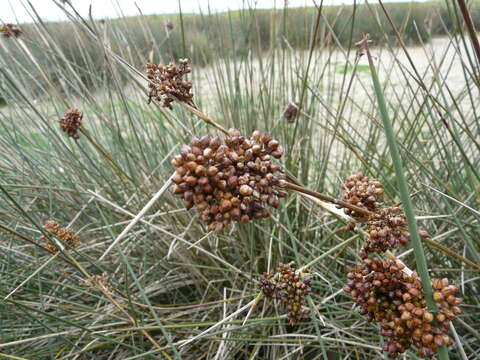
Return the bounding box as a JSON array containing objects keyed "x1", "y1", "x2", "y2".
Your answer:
[
  {"x1": 457, "y1": 0, "x2": 480, "y2": 71},
  {"x1": 284, "y1": 182, "x2": 373, "y2": 217},
  {"x1": 98, "y1": 173, "x2": 175, "y2": 261}
]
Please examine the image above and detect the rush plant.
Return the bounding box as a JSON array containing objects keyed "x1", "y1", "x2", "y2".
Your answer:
[{"x1": 0, "y1": 1, "x2": 478, "y2": 359}]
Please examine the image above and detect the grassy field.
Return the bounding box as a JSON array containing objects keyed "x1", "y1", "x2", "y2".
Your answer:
[
  {"x1": 2, "y1": 0, "x2": 480, "y2": 97},
  {"x1": 0, "y1": 1, "x2": 479, "y2": 359}
]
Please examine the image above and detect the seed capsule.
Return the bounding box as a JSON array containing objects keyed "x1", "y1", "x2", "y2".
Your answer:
[
  {"x1": 185, "y1": 161, "x2": 197, "y2": 172},
  {"x1": 433, "y1": 292, "x2": 444, "y2": 302},
  {"x1": 228, "y1": 176, "x2": 239, "y2": 188},
  {"x1": 195, "y1": 165, "x2": 207, "y2": 176},
  {"x1": 172, "y1": 173, "x2": 183, "y2": 184},
  {"x1": 209, "y1": 137, "x2": 221, "y2": 150},
  {"x1": 423, "y1": 312, "x2": 433, "y2": 323},
  {"x1": 422, "y1": 334, "x2": 433, "y2": 345},
  {"x1": 239, "y1": 185, "x2": 253, "y2": 196},
  {"x1": 185, "y1": 176, "x2": 197, "y2": 186},
  {"x1": 220, "y1": 199, "x2": 232, "y2": 212},
  {"x1": 147, "y1": 59, "x2": 194, "y2": 107}
]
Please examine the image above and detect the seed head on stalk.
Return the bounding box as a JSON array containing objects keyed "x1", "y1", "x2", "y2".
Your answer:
[
  {"x1": 60, "y1": 109, "x2": 83, "y2": 140},
  {"x1": 0, "y1": 24, "x2": 22, "y2": 38},
  {"x1": 171, "y1": 128, "x2": 287, "y2": 232},
  {"x1": 41, "y1": 220, "x2": 79, "y2": 253},
  {"x1": 146, "y1": 58, "x2": 193, "y2": 108},
  {"x1": 344, "y1": 258, "x2": 462, "y2": 358},
  {"x1": 259, "y1": 262, "x2": 312, "y2": 325}
]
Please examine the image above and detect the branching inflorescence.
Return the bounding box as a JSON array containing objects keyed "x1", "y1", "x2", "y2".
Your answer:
[
  {"x1": 0, "y1": 11, "x2": 472, "y2": 360},
  {"x1": 171, "y1": 129, "x2": 287, "y2": 232},
  {"x1": 259, "y1": 262, "x2": 312, "y2": 325},
  {"x1": 344, "y1": 258, "x2": 462, "y2": 358},
  {"x1": 340, "y1": 173, "x2": 410, "y2": 258},
  {"x1": 338, "y1": 172, "x2": 463, "y2": 357},
  {"x1": 362, "y1": 206, "x2": 410, "y2": 258},
  {"x1": 340, "y1": 172, "x2": 384, "y2": 218},
  {"x1": 146, "y1": 58, "x2": 193, "y2": 108},
  {"x1": 282, "y1": 102, "x2": 298, "y2": 123}
]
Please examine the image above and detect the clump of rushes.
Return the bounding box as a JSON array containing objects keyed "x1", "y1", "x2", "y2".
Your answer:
[
  {"x1": 41, "y1": 220, "x2": 79, "y2": 253},
  {"x1": 60, "y1": 109, "x2": 83, "y2": 139},
  {"x1": 339, "y1": 172, "x2": 384, "y2": 218},
  {"x1": 146, "y1": 58, "x2": 193, "y2": 108},
  {"x1": 361, "y1": 206, "x2": 410, "y2": 258},
  {"x1": 259, "y1": 262, "x2": 312, "y2": 325},
  {"x1": 171, "y1": 128, "x2": 287, "y2": 232},
  {"x1": 0, "y1": 24, "x2": 22, "y2": 38},
  {"x1": 343, "y1": 258, "x2": 462, "y2": 358},
  {"x1": 282, "y1": 102, "x2": 298, "y2": 123}
]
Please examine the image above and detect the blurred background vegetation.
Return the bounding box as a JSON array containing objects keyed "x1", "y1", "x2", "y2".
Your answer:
[{"x1": 1, "y1": 0, "x2": 479, "y2": 103}]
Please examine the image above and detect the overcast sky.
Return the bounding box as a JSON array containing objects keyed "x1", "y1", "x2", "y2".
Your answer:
[{"x1": 1, "y1": 0, "x2": 428, "y2": 23}]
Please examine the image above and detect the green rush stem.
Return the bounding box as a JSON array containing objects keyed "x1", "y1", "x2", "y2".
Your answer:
[
  {"x1": 180, "y1": 102, "x2": 229, "y2": 134},
  {"x1": 299, "y1": 237, "x2": 355, "y2": 272},
  {"x1": 0, "y1": 186, "x2": 89, "y2": 278},
  {"x1": 0, "y1": 220, "x2": 163, "y2": 355},
  {"x1": 130, "y1": 295, "x2": 253, "y2": 312},
  {"x1": 285, "y1": 180, "x2": 480, "y2": 272},
  {"x1": 301, "y1": 110, "x2": 372, "y2": 170},
  {"x1": 457, "y1": 0, "x2": 480, "y2": 70},
  {"x1": 0, "y1": 224, "x2": 57, "y2": 255},
  {"x1": 289, "y1": 0, "x2": 324, "y2": 152},
  {"x1": 4, "y1": 252, "x2": 60, "y2": 300},
  {"x1": 365, "y1": 42, "x2": 450, "y2": 360},
  {"x1": 306, "y1": 295, "x2": 329, "y2": 360},
  {"x1": 78, "y1": 127, "x2": 136, "y2": 186},
  {"x1": 177, "y1": 0, "x2": 187, "y2": 59},
  {"x1": 0, "y1": 353, "x2": 29, "y2": 360},
  {"x1": 378, "y1": 0, "x2": 480, "y2": 182}
]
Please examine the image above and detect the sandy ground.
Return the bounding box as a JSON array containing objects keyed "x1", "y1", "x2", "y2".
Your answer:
[{"x1": 191, "y1": 35, "x2": 478, "y2": 117}]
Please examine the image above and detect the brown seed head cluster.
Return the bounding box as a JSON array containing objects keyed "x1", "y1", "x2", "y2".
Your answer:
[
  {"x1": 60, "y1": 109, "x2": 83, "y2": 139},
  {"x1": 340, "y1": 173, "x2": 384, "y2": 218},
  {"x1": 339, "y1": 173, "x2": 412, "y2": 256},
  {"x1": 361, "y1": 206, "x2": 410, "y2": 258},
  {"x1": 0, "y1": 24, "x2": 22, "y2": 38},
  {"x1": 343, "y1": 258, "x2": 462, "y2": 358},
  {"x1": 431, "y1": 278, "x2": 463, "y2": 322},
  {"x1": 146, "y1": 58, "x2": 193, "y2": 108},
  {"x1": 41, "y1": 220, "x2": 79, "y2": 253},
  {"x1": 171, "y1": 128, "x2": 287, "y2": 232},
  {"x1": 165, "y1": 21, "x2": 174, "y2": 34},
  {"x1": 355, "y1": 34, "x2": 372, "y2": 57},
  {"x1": 283, "y1": 102, "x2": 298, "y2": 123},
  {"x1": 259, "y1": 262, "x2": 312, "y2": 325}
]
